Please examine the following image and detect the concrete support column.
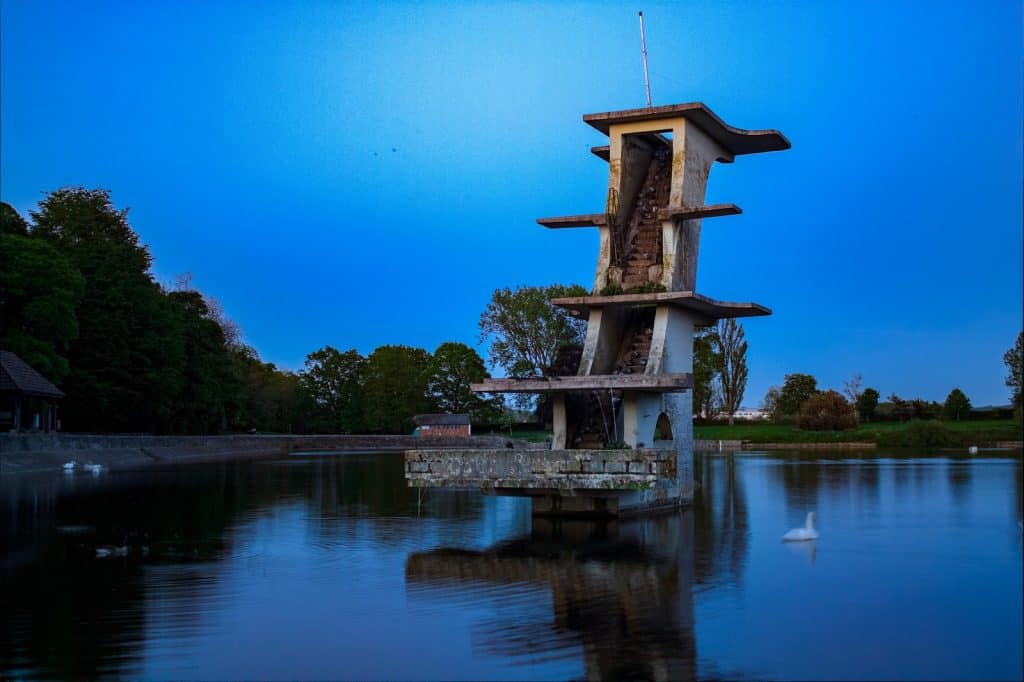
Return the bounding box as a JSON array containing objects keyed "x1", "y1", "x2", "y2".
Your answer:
[
  {"x1": 552, "y1": 393, "x2": 567, "y2": 449},
  {"x1": 622, "y1": 393, "x2": 663, "y2": 449}
]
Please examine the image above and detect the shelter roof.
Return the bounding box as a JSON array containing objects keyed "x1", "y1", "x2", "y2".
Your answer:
[
  {"x1": 414, "y1": 413, "x2": 471, "y2": 426},
  {"x1": 0, "y1": 351, "x2": 65, "y2": 399}
]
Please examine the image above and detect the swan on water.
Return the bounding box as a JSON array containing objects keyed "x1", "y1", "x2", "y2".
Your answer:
[
  {"x1": 95, "y1": 545, "x2": 128, "y2": 558},
  {"x1": 84, "y1": 463, "x2": 103, "y2": 475},
  {"x1": 782, "y1": 512, "x2": 819, "y2": 542},
  {"x1": 62, "y1": 460, "x2": 77, "y2": 472},
  {"x1": 96, "y1": 538, "x2": 129, "y2": 558}
]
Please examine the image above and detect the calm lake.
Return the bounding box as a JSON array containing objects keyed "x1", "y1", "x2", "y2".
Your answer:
[{"x1": 2, "y1": 449, "x2": 1021, "y2": 680}]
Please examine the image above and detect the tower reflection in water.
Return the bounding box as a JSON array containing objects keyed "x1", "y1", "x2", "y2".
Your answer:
[{"x1": 406, "y1": 512, "x2": 699, "y2": 681}]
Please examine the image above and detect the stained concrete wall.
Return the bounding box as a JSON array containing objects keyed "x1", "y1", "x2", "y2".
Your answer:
[{"x1": 406, "y1": 448, "x2": 675, "y2": 492}]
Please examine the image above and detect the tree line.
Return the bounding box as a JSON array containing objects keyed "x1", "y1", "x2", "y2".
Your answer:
[
  {"x1": 4, "y1": 187, "x2": 1018, "y2": 435},
  {"x1": 1, "y1": 188, "x2": 503, "y2": 434},
  {"x1": 757, "y1": 356, "x2": 1022, "y2": 432}
]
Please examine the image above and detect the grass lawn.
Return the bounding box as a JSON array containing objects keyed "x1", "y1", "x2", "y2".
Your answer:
[
  {"x1": 491, "y1": 420, "x2": 1022, "y2": 447},
  {"x1": 694, "y1": 419, "x2": 1022, "y2": 445}
]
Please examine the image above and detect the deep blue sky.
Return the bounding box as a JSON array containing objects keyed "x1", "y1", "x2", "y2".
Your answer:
[{"x1": 2, "y1": 1, "x2": 1021, "y2": 406}]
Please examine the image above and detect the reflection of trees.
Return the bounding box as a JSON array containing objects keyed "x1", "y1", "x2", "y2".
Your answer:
[
  {"x1": 406, "y1": 514, "x2": 697, "y2": 681},
  {"x1": 1015, "y1": 458, "x2": 1022, "y2": 522},
  {"x1": 1, "y1": 467, "x2": 247, "y2": 679},
  {"x1": 853, "y1": 461, "x2": 880, "y2": 507},
  {"x1": 770, "y1": 452, "x2": 821, "y2": 512},
  {"x1": 0, "y1": 453, "x2": 496, "y2": 678},
  {"x1": 693, "y1": 454, "x2": 749, "y2": 586},
  {"x1": 946, "y1": 460, "x2": 972, "y2": 507}
]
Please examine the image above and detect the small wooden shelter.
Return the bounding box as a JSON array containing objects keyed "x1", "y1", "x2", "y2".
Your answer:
[
  {"x1": 413, "y1": 413, "x2": 471, "y2": 439},
  {"x1": 0, "y1": 351, "x2": 64, "y2": 432}
]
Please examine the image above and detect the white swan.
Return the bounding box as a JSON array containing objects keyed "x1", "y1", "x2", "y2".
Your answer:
[
  {"x1": 62, "y1": 460, "x2": 77, "y2": 472},
  {"x1": 84, "y1": 463, "x2": 103, "y2": 475},
  {"x1": 96, "y1": 539, "x2": 129, "y2": 558},
  {"x1": 783, "y1": 512, "x2": 819, "y2": 542}
]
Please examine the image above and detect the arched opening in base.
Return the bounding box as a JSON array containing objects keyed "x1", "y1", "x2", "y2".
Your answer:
[{"x1": 654, "y1": 412, "x2": 673, "y2": 442}]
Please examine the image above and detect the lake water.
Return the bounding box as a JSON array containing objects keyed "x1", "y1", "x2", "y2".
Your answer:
[{"x1": 2, "y1": 449, "x2": 1021, "y2": 680}]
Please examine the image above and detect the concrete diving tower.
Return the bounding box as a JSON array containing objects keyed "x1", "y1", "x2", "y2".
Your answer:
[{"x1": 407, "y1": 101, "x2": 789, "y2": 516}]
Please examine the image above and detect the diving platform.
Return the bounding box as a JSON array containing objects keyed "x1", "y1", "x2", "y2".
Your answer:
[
  {"x1": 405, "y1": 100, "x2": 789, "y2": 516},
  {"x1": 471, "y1": 373, "x2": 693, "y2": 394},
  {"x1": 537, "y1": 203, "x2": 741, "y2": 229},
  {"x1": 551, "y1": 291, "x2": 770, "y2": 323}
]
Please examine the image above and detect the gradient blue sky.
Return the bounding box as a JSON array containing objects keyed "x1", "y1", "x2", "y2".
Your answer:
[{"x1": 2, "y1": 1, "x2": 1021, "y2": 406}]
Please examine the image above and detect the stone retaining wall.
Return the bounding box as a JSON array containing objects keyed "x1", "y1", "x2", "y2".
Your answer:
[
  {"x1": 406, "y1": 448, "x2": 676, "y2": 491},
  {"x1": 0, "y1": 433, "x2": 539, "y2": 475}
]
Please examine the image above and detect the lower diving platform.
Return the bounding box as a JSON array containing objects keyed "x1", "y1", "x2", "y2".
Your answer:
[{"x1": 405, "y1": 447, "x2": 688, "y2": 516}]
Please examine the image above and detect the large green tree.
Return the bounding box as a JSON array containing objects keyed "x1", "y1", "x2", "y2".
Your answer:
[
  {"x1": 228, "y1": 345, "x2": 305, "y2": 433},
  {"x1": 166, "y1": 290, "x2": 237, "y2": 433},
  {"x1": 425, "y1": 341, "x2": 503, "y2": 423},
  {"x1": 796, "y1": 390, "x2": 857, "y2": 431},
  {"x1": 1, "y1": 202, "x2": 29, "y2": 235},
  {"x1": 693, "y1": 326, "x2": 722, "y2": 419},
  {"x1": 0, "y1": 220, "x2": 84, "y2": 382},
  {"x1": 31, "y1": 187, "x2": 184, "y2": 431},
  {"x1": 478, "y1": 284, "x2": 587, "y2": 378},
  {"x1": 300, "y1": 346, "x2": 366, "y2": 433},
  {"x1": 857, "y1": 387, "x2": 880, "y2": 423},
  {"x1": 762, "y1": 385, "x2": 782, "y2": 422},
  {"x1": 715, "y1": 319, "x2": 748, "y2": 425},
  {"x1": 777, "y1": 373, "x2": 819, "y2": 420},
  {"x1": 362, "y1": 345, "x2": 433, "y2": 433},
  {"x1": 942, "y1": 388, "x2": 971, "y2": 421},
  {"x1": 1005, "y1": 332, "x2": 1023, "y2": 408}
]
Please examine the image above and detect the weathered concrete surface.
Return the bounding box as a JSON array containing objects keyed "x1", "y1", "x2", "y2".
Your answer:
[
  {"x1": 0, "y1": 433, "x2": 539, "y2": 476},
  {"x1": 551, "y1": 291, "x2": 771, "y2": 322},
  {"x1": 471, "y1": 373, "x2": 693, "y2": 393},
  {"x1": 406, "y1": 448, "x2": 675, "y2": 492},
  {"x1": 581, "y1": 102, "x2": 790, "y2": 155}
]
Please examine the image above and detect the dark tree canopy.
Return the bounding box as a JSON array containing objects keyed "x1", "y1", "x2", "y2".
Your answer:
[
  {"x1": 778, "y1": 373, "x2": 819, "y2": 419},
  {"x1": 942, "y1": 388, "x2": 971, "y2": 421},
  {"x1": 857, "y1": 387, "x2": 880, "y2": 423},
  {"x1": 425, "y1": 342, "x2": 503, "y2": 423},
  {"x1": 300, "y1": 346, "x2": 366, "y2": 433},
  {"x1": 31, "y1": 187, "x2": 181, "y2": 431},
  {"x1": 166, "y1": 290, "x2": 237, "y2": 433},
  {"x1": 229, "y1": 346, "x2": 305, "y2": 433},
  {"x1": 1005, "y1": 332, "x2": 1023, "y2": 407},
  {"x1": 0, "y1": 232, "x2": 84, "y2": 382},
  {"x1": 362, "y1": 345, "x2": 433, "y2": 434},
  {"x1": 0, "y1": 202, "x2": 29, "y2": 235},
  {"x1": 796, "y1": 390, "x2": 857, "y2": 431}
]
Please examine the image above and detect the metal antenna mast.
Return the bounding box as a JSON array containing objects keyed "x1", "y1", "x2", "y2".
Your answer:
[{"x1": 639, "y1": 11, "x2": 652, "y2": 107}]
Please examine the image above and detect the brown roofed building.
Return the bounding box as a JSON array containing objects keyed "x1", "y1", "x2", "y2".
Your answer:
[
  {"x1": 413, "y1": 413, "x2": 470, "y2": 440},
  {"x1": 0, "y1": 351, "x2": 64, "y2": 432}
]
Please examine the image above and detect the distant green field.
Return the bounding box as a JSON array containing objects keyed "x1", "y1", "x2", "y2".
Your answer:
[
  {"x1": 695, "y1": 419, "x2": 1021, "y2": 445},
  {"x1": 492, "y1": 420, "x2": 1022, "y2": 447}
]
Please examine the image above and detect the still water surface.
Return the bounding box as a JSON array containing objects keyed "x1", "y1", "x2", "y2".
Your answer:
[{"x1": 2, "y1": 450, "x2": 1022, "y2": 680}]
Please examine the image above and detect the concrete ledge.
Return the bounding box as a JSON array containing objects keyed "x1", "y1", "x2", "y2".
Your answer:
[
  {"x1": 405, "y1": 448, "x2": 676, "y2": 492},
  {"x1": 0, "y1": 433, "x2": 542, "y2": 476},
  {"x1": 471, "y1": 374, "x2": 693, "y2": 394}
]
